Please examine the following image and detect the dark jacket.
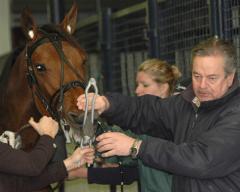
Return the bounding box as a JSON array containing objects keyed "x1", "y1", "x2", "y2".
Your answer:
[
  {"x1": 102, "y1": 77, "x2": 240, "y2": 192},
  {"x1": 0, "y1": 135, "x2": 67, "y2": 191},
  {"x1": 88, "y1": 166, "x2": 138, "y2": 185}
]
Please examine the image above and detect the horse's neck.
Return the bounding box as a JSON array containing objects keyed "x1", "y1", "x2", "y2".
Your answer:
[
  {"x1": 0, "y1": 99, "x2": 39, "y2": 133},
  {"x1": 0, "y1": 55, "x2": 40, "y2": 133}
]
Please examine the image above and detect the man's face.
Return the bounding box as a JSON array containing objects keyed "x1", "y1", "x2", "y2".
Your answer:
[{"x1": 192, "y1": 55, "x2": 235, "y2": 102}]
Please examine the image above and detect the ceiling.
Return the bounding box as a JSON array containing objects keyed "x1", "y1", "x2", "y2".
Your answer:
[
  {"x1": 10, "y1": 0, "x2": 145, "y2": 26},
  {"x1": 11, "y1": 0, "x2": 145, "y2": 14},
  {"x1": 10, "y1": 0, "x2": 145, "y2": 48}
]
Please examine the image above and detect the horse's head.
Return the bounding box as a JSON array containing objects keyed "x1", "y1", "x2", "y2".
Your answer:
[{"x1": 20, "y1": 3, "x2": 96, "y2": 144}]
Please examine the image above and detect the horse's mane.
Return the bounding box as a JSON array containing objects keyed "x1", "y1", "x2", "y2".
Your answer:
[{"x1": 0, "y1": 47, "x2": 24, "y2": 91}]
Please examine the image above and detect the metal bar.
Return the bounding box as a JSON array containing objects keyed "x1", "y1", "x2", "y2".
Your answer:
[
  {"x1": 76, "y1": 15, "x2": 99, "y2": 28},
  {"x1": 47, "y1": 0, "x2": 65, "y2": 24},
  {"x1": 112, "y1": 2, "x2": 147, "y2": 19},
  {"x1": 147, "y1": 0, "x2": 160, "y2": 58},
  {"x1": 221, "y1": 0, "x2": 231, "y2": 39},
  {"x1": 100, "y1": 8, "x2": 113, "y2": 91},
  {"x1": 209, "y1": 0, "x2": 223, "y2": 38}
]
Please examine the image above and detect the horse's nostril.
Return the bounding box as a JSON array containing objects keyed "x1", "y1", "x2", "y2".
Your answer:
[{"x1": 68, "y1": 112, "x2": 83, "y2": 124}]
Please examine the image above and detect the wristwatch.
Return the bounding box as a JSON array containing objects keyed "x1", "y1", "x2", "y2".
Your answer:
[{"x1": 130, "y1": 139, "x2": 141, "y2": 159}]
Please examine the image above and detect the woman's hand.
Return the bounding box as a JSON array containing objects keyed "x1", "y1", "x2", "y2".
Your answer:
[
  {"x1": 64, "y1": 147, "x2": 95, "y2": 171},
  {"x1": 28, "y1": 116, "x2": 59, "y2": 138},
  {"x1": 67, "y1": 167, "x2": 88, "y2": 180}
]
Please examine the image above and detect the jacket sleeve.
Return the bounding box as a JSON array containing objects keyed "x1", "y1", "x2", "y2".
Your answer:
[
  {"x1": 0, "y1": 135, "x2": 56, "y2": 176},
  {"x1": 0, "y1": 161, "x2": 67, "y2": 192},
  {"x1": 88, "y1": 166, "x2": 138, "y2": 185},
  {"x1": 102, "y1": 93, "x2": 172, "y2": 139},
  {"x1": 138, "y1": 106, "x2": 240, "y2": 179},
  {"x1": 20, "y1": 161, "x2": 67, "y2": 191}
]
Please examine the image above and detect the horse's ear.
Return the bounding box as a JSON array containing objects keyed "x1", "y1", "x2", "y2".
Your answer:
[
  {"x1": 21, "y1": 7, "x2": 38, "y2": 41},
  {"x1": 60, "y1": 1, "x2": 78, "y2": 35}
]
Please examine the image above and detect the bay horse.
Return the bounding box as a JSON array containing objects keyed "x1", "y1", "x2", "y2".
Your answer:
[{"x1": 0, "y1": 2, "x2": 95, "y2": 191}]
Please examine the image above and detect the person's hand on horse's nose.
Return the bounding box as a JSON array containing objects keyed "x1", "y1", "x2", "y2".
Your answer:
[
  {"x1": 28, "y1": 116, "x2": 59, "y2": 138},
  {"x1": 76, "y1": 93, "x2": 110, "y2": 114}
]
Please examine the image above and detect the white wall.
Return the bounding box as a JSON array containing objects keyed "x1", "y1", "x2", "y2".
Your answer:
[{"x1": 0, "y1": 0, "x2": 11, "y2": 57}]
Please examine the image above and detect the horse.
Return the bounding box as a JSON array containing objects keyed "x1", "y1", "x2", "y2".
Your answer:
[{"x1": 0, "y1": 2, "x2": 96, "y2": 191}]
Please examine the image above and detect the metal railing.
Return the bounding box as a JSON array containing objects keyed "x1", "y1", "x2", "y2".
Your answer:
[{"x1": 75, "y1": 0, "x2": 240, "y2": 94}]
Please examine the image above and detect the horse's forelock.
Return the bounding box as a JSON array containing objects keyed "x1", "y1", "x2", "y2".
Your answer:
[{"x1": 39, "y1": 24, "x2": 87, "y2": 63}]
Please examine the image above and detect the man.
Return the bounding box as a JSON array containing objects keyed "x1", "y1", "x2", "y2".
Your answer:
[{"x1": 77, "y1": 37, "x2": 240, "y2": 192}]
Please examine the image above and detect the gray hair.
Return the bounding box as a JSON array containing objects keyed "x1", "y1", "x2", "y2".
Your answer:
[{"x1": 191, "y1": 37, "x2": 237, "y2": 75}]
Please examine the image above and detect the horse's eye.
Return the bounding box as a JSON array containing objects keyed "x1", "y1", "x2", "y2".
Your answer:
[{"x1": 35, "y1": 64, "x2": 46, "y2": 72}]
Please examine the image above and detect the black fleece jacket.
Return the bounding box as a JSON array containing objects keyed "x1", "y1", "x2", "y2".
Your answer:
[{"x1": 102, "y1": 77, "x2": 240, "y2": 192}]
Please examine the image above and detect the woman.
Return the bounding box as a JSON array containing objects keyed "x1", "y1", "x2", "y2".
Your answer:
[
  {"x1": 0, "y1": 116, "x2": 94, "y2": 192},
  {"x1": 134, "y1": 58, "x2": 181, "y2": 192},
  {"x1": 75, "y1": 58, "x2": 181, "y2": 192}
]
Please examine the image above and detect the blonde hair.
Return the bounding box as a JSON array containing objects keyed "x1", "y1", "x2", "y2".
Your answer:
[{"x1": 138, "y1": 59, "x2": 181, "y2": 94}]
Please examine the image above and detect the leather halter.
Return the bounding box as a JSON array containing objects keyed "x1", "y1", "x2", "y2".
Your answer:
[{"x1": 25, "y1": 28, "x2": 86, "y2": 123}]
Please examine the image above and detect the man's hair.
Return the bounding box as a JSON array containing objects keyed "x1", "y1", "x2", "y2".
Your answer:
[{"x1": 191, "y1": 37, "x2": 237, "y2": 75}]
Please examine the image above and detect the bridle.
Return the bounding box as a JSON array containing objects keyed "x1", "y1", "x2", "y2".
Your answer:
[{"x1": 25, "y1": 28, "x2": 86, "y2": 128}]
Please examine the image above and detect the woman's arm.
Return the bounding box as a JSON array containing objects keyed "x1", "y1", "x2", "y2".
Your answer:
[
  {"x1": 0, "y1": 135, "x2": 56, "y2": 176},
  {"x1": 0, "y1": 161, "x2": 67, "y2": 192},
  {"x1": 0, "y1": 147, "x2": 94, "y2": 191}
]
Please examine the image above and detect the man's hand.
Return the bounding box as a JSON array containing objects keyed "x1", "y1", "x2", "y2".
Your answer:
[
  {"x1": 28, "y1": 116, "x2": 59, "y2": 138},
  {"x1": 96, "y1": 132, "x2": 137, "y2": 157},
  {"x1": 77, "y1": 93, "x2": 110, "y2": 114}
]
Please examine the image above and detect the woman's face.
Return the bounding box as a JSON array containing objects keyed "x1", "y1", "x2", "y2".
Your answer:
[{"x1": 135, "y1": 71, "x2": 169, "y2": 98}]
